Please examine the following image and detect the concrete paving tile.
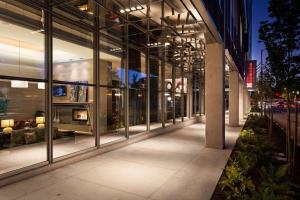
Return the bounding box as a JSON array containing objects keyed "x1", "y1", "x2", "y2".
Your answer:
[
  {"x1": 52, "y1": 155, "x2": 114, "y2": 177},
  {"x1": 105, "y1": 146, "x2": 201, "y2": 170},
  {"x1": 149, "y1": 169, "x2": 218, "y2": 200},
  {"x1": 0, "y1": 170, "x2": 71, "y2": 200},
  {"x1": 74, "y1": 159, "x2": 176, "y2": 197},
  {"x1": 15, "y1": 176, "x2": 145, "y2": 200},
  {"x1": 130, "y1": 138, "x2": 204, "y2": 154}
]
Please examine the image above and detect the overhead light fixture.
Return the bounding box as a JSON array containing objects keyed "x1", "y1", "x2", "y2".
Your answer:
[
  {"x1": 11, "y1": 80, "x2": 28, "y2": 88},
  {"x1": 38, "y1": 82, "x2": 45, "y2": 89},
  {"x1": 78, "y1": 4, "x2": 88, "y2": 11},
  {"x1": 120, "y1": 4, "x2": 143, "y2": 13},
  {"x1": 31, "y1": 29, "x2": 44, "y2": 34},
  {"x1": 147, "y1": 42, "x2": 170, "y2": 48}
]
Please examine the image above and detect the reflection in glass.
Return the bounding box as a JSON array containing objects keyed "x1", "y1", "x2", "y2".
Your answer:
[
  {"x1": 99, "y1": 39, "x2": 125, "y2": 88},
  {"x1": 150, "y1": 59, "x2": 162, "y2": 130},
  {"x1": 175, "y1": 66, "x2": 182, "y2": 122},
  {"x1": 164, "y1": 63, "x2": 173, "y2": 126},
  {"x1": 0, "y1": 2, "x2": 47, "y2": 174},
  {"x1": 0, "y1": 20, "x2": 45, "y2": 79},
  {"x1": 100, "y1": 87, "x2": 125, "y2": 144},
  {"x1": 0, "y1": 80, "x2": 46, "y2": 174},
  {"x1": 128, "y1": 51, "x2": 147, "y2": 135}
]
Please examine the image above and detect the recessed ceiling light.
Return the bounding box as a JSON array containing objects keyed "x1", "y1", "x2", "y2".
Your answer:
[
  {"x1": 120, "y1": 9, "x2": 125, "y2": 13},
  {"x1": 78, "y1": 4, "x2": 88, "y2": 11},
  {"x1": 131, "y1": 7, "x2": 136, "y2": 11},
  {"x1": 136, "y1": 5, "x2": 142, "y2": 10},
  {"x1": 125, "y1": 8, "x2": 131, "y2": 12}
]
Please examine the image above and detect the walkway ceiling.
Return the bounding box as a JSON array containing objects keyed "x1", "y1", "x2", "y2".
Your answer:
[{"x1": 48, "y1": 0, "x2": 207, "y2": 68}]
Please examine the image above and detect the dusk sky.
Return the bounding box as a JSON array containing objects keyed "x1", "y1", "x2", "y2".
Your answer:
[{"x1": 251, "y1": 0, "x2": 269, "y2": 64}]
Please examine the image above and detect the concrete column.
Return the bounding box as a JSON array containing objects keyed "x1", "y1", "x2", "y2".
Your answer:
[
  {"x1": 248, "y1": 92, "x2": 251, "y2": 112},
  {"x1": 205, "y1": 43, "x2": 225, "y2": 149},
  {"x1": 229, "y1": 70, "x2": 239, "y2": 126},
  {"x1": 239, "y1": 81, "x2": 244, "y2": 121},
  {"x1": 243, "y1": 88, "x2": 248, "y2": 116},
  {"x1": 246, "y1": 91, "x2": 249, "y2": 114}
]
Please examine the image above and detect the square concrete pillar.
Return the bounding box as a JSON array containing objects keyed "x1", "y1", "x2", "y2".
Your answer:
[
  {"x1": 205, "y1": 43, "x2": 225, "y2": 149},
  {"x1": 239, "y1": 81, "x2": 244, "y2": 120},
  {"x1": 229, "y1": 70, "x2": 239, "y2": 126},
  {"x1": 243, "y1": 88, "x2": 248, "y2": 116}
]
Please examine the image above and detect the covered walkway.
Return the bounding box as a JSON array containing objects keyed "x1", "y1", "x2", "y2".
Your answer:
[{"x1": 0, "y1": 123, "x2": 243, "y2": 200}]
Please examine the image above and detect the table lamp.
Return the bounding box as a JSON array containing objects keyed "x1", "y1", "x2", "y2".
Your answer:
[
  {"x1": 1, "y1": 119, "x2": 14, "y2": 134},
  {"x1": 36, "y1": 116, "x2": 45, "y2": 128}
]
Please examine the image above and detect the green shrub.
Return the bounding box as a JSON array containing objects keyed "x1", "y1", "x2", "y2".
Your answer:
[
  {"x1": 219, "y1": 115, "x2": 299, "y2": 200},
  {"x1": 250, "y1": 105, "x2": 261, "y2": 112},
  {"x1": 254, "y1": 164, "x2": 296, "y2": 200},
  {"x1": 220, "y1": 162, "x2": 255, "y2": 200}
]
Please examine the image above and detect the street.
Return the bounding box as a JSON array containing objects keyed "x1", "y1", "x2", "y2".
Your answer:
[{"x1": 273, "y1": 113, "x2": 300, "y2": 146}]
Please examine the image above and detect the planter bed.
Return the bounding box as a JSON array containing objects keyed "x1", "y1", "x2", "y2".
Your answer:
[{"x1": 212, "y1": 114, "x2": 300, "y2": 200}]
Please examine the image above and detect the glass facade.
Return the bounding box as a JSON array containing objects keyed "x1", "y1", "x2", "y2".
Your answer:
[{"x1": 0, "y1": 0, "x2": 206, "y2": 176}]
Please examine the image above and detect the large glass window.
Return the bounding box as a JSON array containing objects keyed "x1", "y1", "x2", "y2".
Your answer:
[
  {"x1": 99, "y1": 2, "x2": 127, "y2": 144},
  {"x1": 150, "y1": 58, "x2": 162, "y2": 130},
  {"x1": 164, "y1": 63, "x2": 174, "y2": 126},
  {"x1": 175, "y1": 66, "x2": 182, "y2": 122},
  {"x1": 128, "y1": 49, "x2": 147, "y2": 135},
  {"x1": 52, "y1": 12, "x2": 95, "y2": 158},
  {"x1": 0, "y1": 1, "x2": 46, "y2": 174}
]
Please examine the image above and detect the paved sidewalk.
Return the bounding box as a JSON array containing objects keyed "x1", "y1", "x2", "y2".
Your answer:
[{"x1": 0, "y1": 123, "x2": 243, "y2": 200}]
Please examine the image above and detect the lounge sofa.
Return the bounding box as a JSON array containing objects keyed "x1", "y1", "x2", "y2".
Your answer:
[{"x1": 0, "y1": 127, "x2": 59, "y2": 148}]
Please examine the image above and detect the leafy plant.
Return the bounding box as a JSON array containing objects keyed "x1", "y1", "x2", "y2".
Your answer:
[
  {"x1": 219, "y1": 115, "x2": 300, "y2": 199},
  {"x1": 254, "y1": 164, "x2": 296, "y2": 200},
  {"x1": 0, "y1": 92, "x2": 8, "y2": 115},
  {"x1": 220, "y1": 162, "x2": 255, "y2": 200}
]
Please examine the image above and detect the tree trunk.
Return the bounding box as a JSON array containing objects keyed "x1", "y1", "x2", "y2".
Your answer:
[
  {"x1": 260, "y1": 96, "x2": 263, "y2": 117},
  {"x1": 269, "y1": 97, "x2": 273, "y2": 136},
  {"x1": 287, "y1": 92, "x2": 292, "y2": 174},
  {"x1": 292, "y1": 100, "x2": 298, "y2": 178}
]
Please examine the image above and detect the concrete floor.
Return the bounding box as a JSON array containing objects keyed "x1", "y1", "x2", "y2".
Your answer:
[
  {"x1": 0, "y1": 123, "x2": 165, "y2": 174},
  {"x1": 0, "y1": 123, "x2": 243, "y2": 200}
]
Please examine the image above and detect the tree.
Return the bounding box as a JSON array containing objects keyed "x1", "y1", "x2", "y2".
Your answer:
[{"x1": 259, "y1": 0, "x2": 300, "y2": 176}]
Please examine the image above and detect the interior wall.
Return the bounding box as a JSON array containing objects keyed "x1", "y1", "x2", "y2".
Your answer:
[
  {"x1": 0, "y1": 81, "x2": 45, "y2": 121},
  {"x1": 53, "y1": 59, "x2": 93, "y2": 103}
]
